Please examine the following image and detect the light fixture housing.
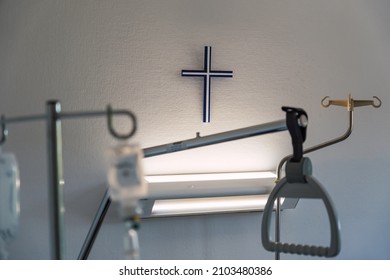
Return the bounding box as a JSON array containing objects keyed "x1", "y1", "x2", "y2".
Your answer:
[{"x1": 141, "y1": 171, "x2": 296, "y2": 217}]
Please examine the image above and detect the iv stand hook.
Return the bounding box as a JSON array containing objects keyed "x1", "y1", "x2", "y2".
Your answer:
[
  {"x1": 321, "y1": 95, "x2": 382, "y2": 110},
  {"x1": 106, "y1": 105, "x2": 137, "y2": 140}
]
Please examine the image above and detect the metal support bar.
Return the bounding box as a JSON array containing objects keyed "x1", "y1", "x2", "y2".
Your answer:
[
  {"x1": 0, "y1": 109, "x2": 134, "y2": 125},
  {"x1": 143, "y1": 119, "x2": 287, "y2": 158},
  {"x1": 276, "y1": 110, "x2": 353, "y2": 180},
  {"x1": 78, "y1": 189, "x2": 111, "y2": 260},
  {"x1": 275, "y1": 197, "x2": 281, "y2": 260},
  {"x1": 46, "y1": 100, "x2": 65, "y2": 260},
  {"x1": 78, "y1": 119, "x2": 288, "y2": 259}
]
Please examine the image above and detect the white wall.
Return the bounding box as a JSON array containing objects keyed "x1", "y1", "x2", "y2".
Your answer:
[{"x1": 1, "y1": 0, "x2": 389, "y2": 259}]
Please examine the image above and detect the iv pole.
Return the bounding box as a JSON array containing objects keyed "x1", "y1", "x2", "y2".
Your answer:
[{"x1": 0, "y1": 100, "x2": 137, "y2": 260}]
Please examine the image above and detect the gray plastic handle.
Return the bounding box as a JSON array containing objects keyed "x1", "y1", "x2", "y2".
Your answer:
[{"x1": 261, "y1": 176, "x2": 341, "y2": 258}]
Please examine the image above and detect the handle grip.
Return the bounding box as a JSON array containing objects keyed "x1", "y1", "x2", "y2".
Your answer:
[
  {"x1": 262, "y1": 175, "x2": 341, "y2": 258},
  {"x1": 267, "y1": 242, "x2": 332, "y2": 257}
]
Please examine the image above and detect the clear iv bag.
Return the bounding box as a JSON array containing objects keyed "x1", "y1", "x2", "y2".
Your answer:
[
  {"x1": 107, "y1": 143, "x2": 148, "y2": 213},
  {"x1": 0, "y1": 151, "x2": 20, "y2": 243}
]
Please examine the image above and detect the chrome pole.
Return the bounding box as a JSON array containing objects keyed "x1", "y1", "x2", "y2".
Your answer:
[
  {"x1": 143, "y1": 119, "x2": 287, "y2": 157},
  {"x1": 77, "y1": 189, "x2": 111, "y2": 260},
  {"x1": 275, "y1": 197, "x2": 281, "y2": 260},
  {"x1": 46, "y1": 100, "x2": 65, "y2": 260}
]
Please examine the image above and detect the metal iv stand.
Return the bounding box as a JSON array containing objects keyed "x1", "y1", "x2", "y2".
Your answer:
[{"x1": 0, "y1": 100, "x2": 137, "y2": 260}]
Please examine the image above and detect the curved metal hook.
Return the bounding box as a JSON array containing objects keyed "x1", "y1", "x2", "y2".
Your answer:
[
  {"x1": 322, "y1": 94, "x2": 382, "y2": 110},
  {"x1": 0, "y1": 115, "x2": 8, "y2": 145},
  {"x1": 372, "y1": 96, "x2": 382, "y2": 108},
  {"x1": 321, "y1": 95, "x2": 350, "y2": 109},
  {"x1": 321, "y1": 96, "x2": 331, "y2": 108},
  {"x1": 106, "y1": 105, "x2": 137, "y2": 140}
]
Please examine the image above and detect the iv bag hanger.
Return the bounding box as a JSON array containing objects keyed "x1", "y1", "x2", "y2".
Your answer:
[
  {"x1": 106, "y1": 105, "x2": 137, "y2": 139},
  {"x1": 276, "y1": 95, "x2": 382, "y2": 180},
  {"x1": 272, "y1": 94, "x2": 382, "y2": 259},
  {"x1": 0, "y1": 101, "x2": 137, "y2": 260},
  {"x1": 321, "y1": 94, "x2": 381, "y2": 111}
]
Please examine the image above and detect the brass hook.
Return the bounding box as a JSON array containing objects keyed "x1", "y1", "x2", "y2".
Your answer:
[
  {"x1": 321, "y1": 96, "x2": 331, "y2": 108},
  {"x1": 106, "y1": 105, "x2": 137, "y2": 140},
  {"x1": 0, "y1": 115, "x2": 8, "y2": 145},
  {"x1": 321, "y1": 95, "x2": 350, "y2": 109},
  {"x1": 352, "y1": 95, "x2": 382, "y2": 109},
  {"x1": 321, "y1": 94, "x2": 382, "y2": 111}
]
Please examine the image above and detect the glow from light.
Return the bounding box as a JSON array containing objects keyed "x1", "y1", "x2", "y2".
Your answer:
[
  {"x1": 142, "y1": 171, "x2": 279, "y2": 217},
  {"x1": 150, "y1": 195, "x2": 283, "y2": 217},
  {"x1": 145, "y1": 171, "x2": 276, "y2": 183}
]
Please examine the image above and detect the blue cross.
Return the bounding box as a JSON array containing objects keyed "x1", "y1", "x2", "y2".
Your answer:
[{"x1": 182, "y1": 46, "x2": 233, "y2": 123}]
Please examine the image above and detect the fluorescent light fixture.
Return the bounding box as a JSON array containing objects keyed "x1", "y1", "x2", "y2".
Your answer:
[
  {"x1": 150, "y1": 195, "x2": 272, "y2": 217},
  {"x1": 141, "y1": 171, "x2": 294, "y2": 218},
  {"x1": 144, "y1": 171, "x2": 276, "y2": 200}
]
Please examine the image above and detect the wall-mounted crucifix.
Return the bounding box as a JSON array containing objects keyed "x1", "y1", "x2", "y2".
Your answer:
[{"x1": 182, "y1": 46, "x2": 233, "y2": 123}]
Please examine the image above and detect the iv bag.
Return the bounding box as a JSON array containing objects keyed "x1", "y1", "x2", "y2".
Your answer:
[
  {"x1": 107, "y1": 143, "x2": 148, "y2": 210},
  {"x1": 0, "y1": 151, "x2": 20, "y2": 240}
]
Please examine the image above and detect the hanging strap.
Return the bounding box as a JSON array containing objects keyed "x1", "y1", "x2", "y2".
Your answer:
[{"x1": 281, "y1": 107, "x2": 307, "y2": 162}]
